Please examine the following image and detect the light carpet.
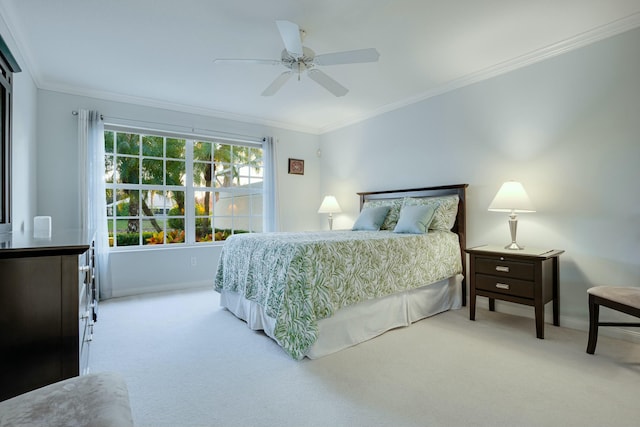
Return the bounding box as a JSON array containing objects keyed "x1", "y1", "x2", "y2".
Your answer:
[{"x1": 90, "y1": 287, "x2": 640, "y2": 427}]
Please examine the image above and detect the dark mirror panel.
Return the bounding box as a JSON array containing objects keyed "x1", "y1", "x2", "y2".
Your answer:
[{"x1": 0, "y1": 34, "x2": 21, "y2": 234}]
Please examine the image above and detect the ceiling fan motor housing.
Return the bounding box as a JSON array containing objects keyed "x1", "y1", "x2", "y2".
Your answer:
[{"x1": 282, "y1": 46, "x2": 316, "y2": 73}]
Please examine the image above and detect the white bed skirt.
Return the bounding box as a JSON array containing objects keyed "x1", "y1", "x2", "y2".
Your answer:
[{"x1": 219, "y1": 274, "x2": 463, "y2": 359}]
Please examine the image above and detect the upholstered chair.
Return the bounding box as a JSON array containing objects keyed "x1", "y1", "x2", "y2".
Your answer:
[{"x1": 586, "y1": 286, "x2": 640, "y2": 354}]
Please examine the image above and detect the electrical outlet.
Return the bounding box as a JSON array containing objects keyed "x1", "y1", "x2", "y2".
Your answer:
[{"x1": 191, "y1": 256, "x2": 197, "y2": 266}]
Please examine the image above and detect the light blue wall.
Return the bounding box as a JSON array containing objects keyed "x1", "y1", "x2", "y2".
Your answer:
[{"x1": 319, "y1": 27, "x2": 640, "y2": 333}]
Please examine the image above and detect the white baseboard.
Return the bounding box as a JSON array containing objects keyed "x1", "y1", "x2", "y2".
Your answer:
[{"x1": 108, "y1": 280, "x2": 213, "y2": 299}]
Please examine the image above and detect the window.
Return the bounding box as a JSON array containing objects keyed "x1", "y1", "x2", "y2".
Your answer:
[{"x1": 104, "y1": 127, "x2": 263, "y2": 248}]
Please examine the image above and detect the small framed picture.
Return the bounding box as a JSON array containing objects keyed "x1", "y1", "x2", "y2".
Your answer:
[{"x1": 288, "y1": 158, "x2": 304, "y2": 175}]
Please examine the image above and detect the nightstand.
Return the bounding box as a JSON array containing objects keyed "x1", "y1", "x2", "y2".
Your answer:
[{"x1": 466, "y1": 245, "x2": 564, "y2": 339}]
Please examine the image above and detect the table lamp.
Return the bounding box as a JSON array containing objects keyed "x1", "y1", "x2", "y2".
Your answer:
[
  {"x1": 488, "y1": 181, "x2": 535, "y2": 250},
  {"x1": 318, "y1": 195, "x2": 341, "y2": 230}
]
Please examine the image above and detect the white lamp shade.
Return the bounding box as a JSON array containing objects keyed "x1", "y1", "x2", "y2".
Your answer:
[
  {"x1": 488, "y1": 181, "x2": 535, "y2": 213},
  {"x1": 318, "y1": 195, "x2": 342, "y2": 213}
]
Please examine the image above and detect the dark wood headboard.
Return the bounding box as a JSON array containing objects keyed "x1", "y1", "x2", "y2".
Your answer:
[{"x1": 357, "y1": 184, "x2": 469, "y2": 306}]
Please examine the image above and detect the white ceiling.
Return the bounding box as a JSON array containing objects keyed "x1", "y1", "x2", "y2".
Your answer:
[{"x1": 2, "y1": 0, "x2": 640, "y2": 134}]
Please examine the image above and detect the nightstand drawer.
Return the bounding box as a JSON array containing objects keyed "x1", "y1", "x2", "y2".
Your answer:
[
  {"x1": 475, "y1": 274, "x2": 534, "y2": 299},
  {"x1": 475, "y1": 257, "x2": 534, "y2": 280}
]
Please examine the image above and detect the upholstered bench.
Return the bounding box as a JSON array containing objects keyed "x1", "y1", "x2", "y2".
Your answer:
[
  {"x1": 0, "y1": 372, "x2": 133, "y2": 427},
  {"x1": 587, "y1": 286, "x2": 640, "y2": 354}
]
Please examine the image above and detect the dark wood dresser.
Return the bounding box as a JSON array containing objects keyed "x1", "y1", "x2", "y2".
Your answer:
[{"x1": 0, "y1": 229, "x2": 97, "y2": 401}]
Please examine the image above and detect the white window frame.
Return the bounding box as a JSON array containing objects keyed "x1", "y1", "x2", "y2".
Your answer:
[{"x1": 104, "y1": 125, "x2": 264, "y2": 250}]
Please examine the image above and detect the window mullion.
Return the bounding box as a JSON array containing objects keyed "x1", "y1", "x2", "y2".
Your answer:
[
  {"x1": 138, "y1": 134, "x2": 143, "y2": 246},
  {"x1": 185, "y1": 139, "x2": 195, "y2": 245}
]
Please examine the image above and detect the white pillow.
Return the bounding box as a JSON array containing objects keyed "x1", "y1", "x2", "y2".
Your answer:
[
  {"x1": 393, "y1": 204, "x2": 436, "y2": 234},
  {"x1": 352, "y1": 206, "x2": 391, "y2": 231}
]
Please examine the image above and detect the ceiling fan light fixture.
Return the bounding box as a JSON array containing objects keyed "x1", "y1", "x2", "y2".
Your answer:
[{"x1": 214, "y1": 19, "x2": 379, "y2": 97}]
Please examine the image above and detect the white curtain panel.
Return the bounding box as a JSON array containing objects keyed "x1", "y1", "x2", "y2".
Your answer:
[
  {"x1": 262, "y1": 136, "x2": 279, "y2": 232},
  {"x1": 78, "y1": 109, "x2": 111, "y2": 299}
]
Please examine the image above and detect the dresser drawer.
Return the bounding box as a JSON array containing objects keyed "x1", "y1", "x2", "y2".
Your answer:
[
  {"x1": 475, "y1": 274, "x2": 534, "y2": 299},
  {"x1": 475, "y1": 257, "x2": 534, "y2": 280}
]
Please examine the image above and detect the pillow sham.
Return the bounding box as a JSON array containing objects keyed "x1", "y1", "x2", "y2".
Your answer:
[
  {"x1": 362, "y1": 198, "x2": 402, "y2": 230},
  {"x1": 402, "y1": 195, "x2": 459, "y2": 230},
  {"x1": 352, "y1": 206, "x2": 391, "y2": 231},
  {"x1": 393, "y1": 204, "x2": 436, "y2": 234}
]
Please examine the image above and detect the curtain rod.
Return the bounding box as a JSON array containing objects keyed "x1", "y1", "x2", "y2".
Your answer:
[
  {"x1": 71, "y1": 110, "x2": 103, "y2": 120},
  {"x1": 70, "y1": 110, "x2": 263, "y2": 143}
]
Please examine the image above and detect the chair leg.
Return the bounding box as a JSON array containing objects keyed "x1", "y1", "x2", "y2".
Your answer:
[{"x1": 586, "y1": 294, "x2": 599, "y2": 354}]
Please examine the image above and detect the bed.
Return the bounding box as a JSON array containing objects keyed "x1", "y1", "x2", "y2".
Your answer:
[{"x1": 214, "y1": 184, "x2": 468, "y2": 359}]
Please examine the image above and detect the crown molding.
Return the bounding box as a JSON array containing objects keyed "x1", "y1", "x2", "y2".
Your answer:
[
  {"x1": 318, "y1": 12, "x2": 640, "y2": 134},
  {"x1": 41, "y1": 82, "x2": 321, "y2": 135},
  {"x1": 0, "y1": 2, "x2": 40, "y2": 85},
  {"x1": 2, "y1": 3, "x2": 639, "y2": 136},
  {"x1": 0, "y1": 2, "x2": 320, "y2": 135}
]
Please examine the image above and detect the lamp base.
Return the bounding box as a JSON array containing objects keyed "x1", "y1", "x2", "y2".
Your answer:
[
  {"x1": 505, "y1": 214, "x2": 524, "y2": 250},
  {"x1": 504, "y1": 242, "x2": 524, "y2": 250}
]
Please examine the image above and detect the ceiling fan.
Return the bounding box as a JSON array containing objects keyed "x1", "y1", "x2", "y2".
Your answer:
[{"x1": 213, "y1": 20, "x2": 380, "y2": 97}]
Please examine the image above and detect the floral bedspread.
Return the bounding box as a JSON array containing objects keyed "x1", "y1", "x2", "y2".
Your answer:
[{"x1": 214, "y1": 230, "x2": 462, "y2": 359}]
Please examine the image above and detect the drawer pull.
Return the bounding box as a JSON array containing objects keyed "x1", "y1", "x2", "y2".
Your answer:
[
  {"x1": 495, "y1": 283, "x2": 510, "y2": 290},
  {"x1": 495, "y1": 266, "x2": 510, "y2": 273}
]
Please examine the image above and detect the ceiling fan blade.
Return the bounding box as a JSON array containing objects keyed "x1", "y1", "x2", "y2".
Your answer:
[
  {"x1": 314, "y1": 48, "x2": 380, "y2": 66},
  {"x1": 276, "y1": 20, "x2": 303, "y2": 58},
  {"x1": 213, "y1": 58, "x2": 281, "y2": 66},
  {"x1": 261, "y1": 71, "x2": 292, "y2": 96},
  {"x1": 308, "y1": 69, "x2": 348, "y2": 97}
]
